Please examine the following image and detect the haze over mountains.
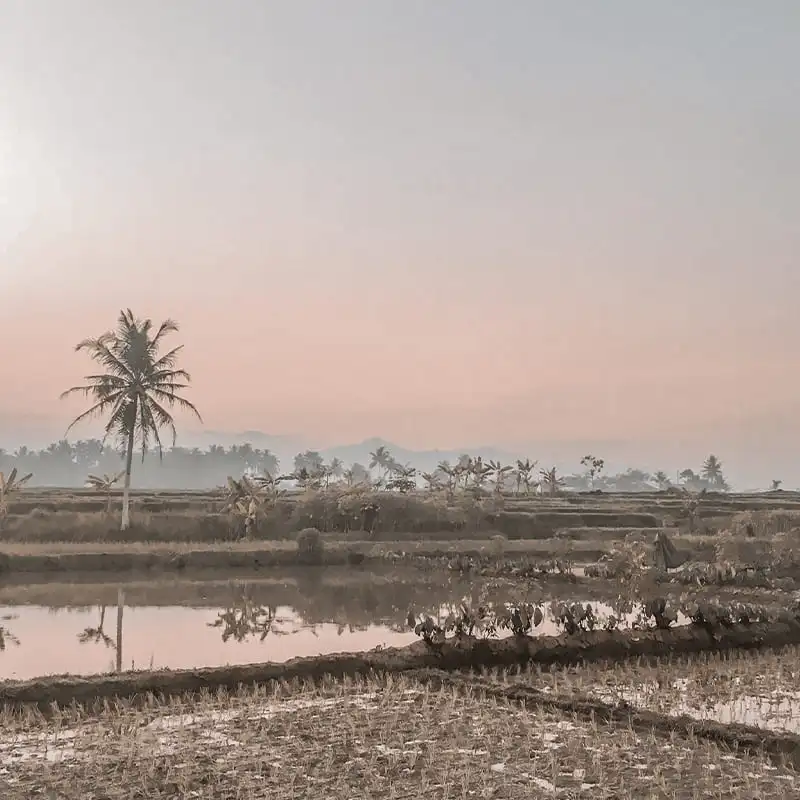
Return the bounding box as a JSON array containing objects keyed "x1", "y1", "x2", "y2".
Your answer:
[{"x1": 0, "y1": 421, "x2": 794, "y2": 491}]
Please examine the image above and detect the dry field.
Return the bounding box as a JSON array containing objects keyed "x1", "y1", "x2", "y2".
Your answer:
[
  {"x1": 4, "y1": 487, "x2": 800, "y2": 547},
  {"x1": 1, "y1": 673, "x2": 798, "y2": 799}
]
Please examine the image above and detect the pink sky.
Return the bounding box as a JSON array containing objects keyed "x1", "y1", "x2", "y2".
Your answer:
[{"x1": 1, "y1": 2, "x2": 798, "y2": 458}]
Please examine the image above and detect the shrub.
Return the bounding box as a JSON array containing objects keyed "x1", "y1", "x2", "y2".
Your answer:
[
  {"x1": 296, "y1": 527, "x2": 324, "y2": 564},
  {"x1": 489, "y1": 534, "x2": 506, "y2": 559}
]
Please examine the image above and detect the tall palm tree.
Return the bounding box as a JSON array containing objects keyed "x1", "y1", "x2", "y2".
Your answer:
[{"x1": 61, "y1": 310, "x2": 201, "y2": 530}]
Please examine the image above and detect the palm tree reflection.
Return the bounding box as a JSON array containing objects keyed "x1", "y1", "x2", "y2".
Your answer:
[
  {"x1": 209, "y1": 595, "x2": 293, "y2": 643},
  {"x1": 78, "y1": 605, "x2": 116, "y2": 649},
  {"x1": 0, "y1": 613, "x2": 19, "y2": 651}
]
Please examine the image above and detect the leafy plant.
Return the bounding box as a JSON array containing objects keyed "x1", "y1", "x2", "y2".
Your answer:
[
  {"x1": 549, "y1": 601, "x2": 598, "y2": 634},
  {"x1": 494, "y1": 602, "x2": 544, "y2": 636},
  {"x1": 634, "y1": 597, "x2": 679, "y2": 630},
  {"x1": 0, "y1": 467, "x2": 33, "y2": 530},
  {"x1": 85, "y1": 471, "x2": 126, "y2": 513}
]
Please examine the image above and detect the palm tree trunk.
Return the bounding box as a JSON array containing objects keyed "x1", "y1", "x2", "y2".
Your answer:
[
  {"x1": 120, "y1": 406, "x2": 137, "y2": 531},
  {"x1": 116, "y1": 589, "x2": 124, "y2": 673}
]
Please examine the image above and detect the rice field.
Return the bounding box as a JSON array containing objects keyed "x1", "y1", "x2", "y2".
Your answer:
[
  {"x1": 1, "y1": 673, "x2": 798, "y2": 798},
  {"x1": 499, "y1": 646, "x2": 800, "y2": 736}
]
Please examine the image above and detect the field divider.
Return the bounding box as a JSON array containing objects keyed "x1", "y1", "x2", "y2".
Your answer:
[{"x1": 4, "y1": 617, "x2": 800, "y2": 711}]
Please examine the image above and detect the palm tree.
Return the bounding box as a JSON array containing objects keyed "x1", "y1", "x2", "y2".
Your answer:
[
  {"x1": 61, "y1": 309, "x2": 201, "y2": 530},
  {"x1": 771, "y1": 479, "x2": 783, "y2": 491},
  {"x1": 0, "y1": 467, "x2": 33, "y2": 531},
  {"x1": 701, "y1": 454, "x2": 726, "y2": 490},
  {"x1": 328, "y1": 457, "x2": 344, "y2": 484},
  {"x1": 85, "y1": 471, "x2": 125, "y2": 513},
  {"x1": 368, "y1": 446, "x2": 391, "y2": 482}
]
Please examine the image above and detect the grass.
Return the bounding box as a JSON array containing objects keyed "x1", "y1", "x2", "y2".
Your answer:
[
  {"x1": 1, "y1": 673, "x2": 797, "y2": 799},
  {"x1": 497, "y1": 646, "x2": 800, "y2": 735}
]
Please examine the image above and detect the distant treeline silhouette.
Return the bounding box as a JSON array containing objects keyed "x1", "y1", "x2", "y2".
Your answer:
[
  {"x1": 0, "y1": 440, "x2": 282, "y2": 490},
  {"x1": 0, "y1": 439, "x2": 748, "y2": 493}
]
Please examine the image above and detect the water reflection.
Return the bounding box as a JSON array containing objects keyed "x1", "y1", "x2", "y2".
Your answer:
[
  {"x1": 210, "y1": 598, "x2": 292, "y2": 643},
  {"x1": 0, "y1": 613, "x2": 19, "y2": 652},
  {"x1": 0, "y1": 568, "x2": 701, "y2": 679},
  {"x1": 77, "y1": 605, "x2": 115, "y2": 649}
]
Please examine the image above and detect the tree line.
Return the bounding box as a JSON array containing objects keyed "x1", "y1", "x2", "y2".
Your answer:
[{"x1": 0, "y1": 438, "x2": 747, "y2": 495}]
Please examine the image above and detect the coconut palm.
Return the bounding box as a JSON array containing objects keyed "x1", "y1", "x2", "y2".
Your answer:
[
  {"x1": 368, "y1": 446, "x2": 392, "y2": 482},
  {"x1": 0, "y1": 468, "x2": 33, "y2": 531},
  {"x1": 61, "y1": 310, "x2": 201, "y2": 530},
  {"x1": 701, "y1": 454, "x2": 727, "y2": 490},
  {"x1": 85, "y1": 471, "x2": 125, "y2": 513},
  {"x1": 328, "y1": 457, "x2": 344, "y2": 484}
]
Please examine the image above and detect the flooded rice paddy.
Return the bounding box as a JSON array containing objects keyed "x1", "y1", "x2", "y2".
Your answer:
[{"x1": 0, "y1": 566, "x2": 639, "y2": 679}]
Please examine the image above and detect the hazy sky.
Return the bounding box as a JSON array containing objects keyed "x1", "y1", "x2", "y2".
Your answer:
[{"x1": 1, "y1": 1, "x2": 798, "y2": 460}]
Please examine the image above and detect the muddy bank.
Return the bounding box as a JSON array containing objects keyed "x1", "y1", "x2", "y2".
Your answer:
[
  {"x1": 0, "y1": 540, "x2": 613, "y2": 576},
  {"x1": 415, "y1": 670, "x2": 800, "y2": 770},
  {"x1": 4, "y1": 618, "x2": 800, "y2": 710}
]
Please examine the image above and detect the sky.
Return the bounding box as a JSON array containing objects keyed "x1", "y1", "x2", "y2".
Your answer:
[{"x1": 1, "y1": 1, "x2": 798, "y2": 480}]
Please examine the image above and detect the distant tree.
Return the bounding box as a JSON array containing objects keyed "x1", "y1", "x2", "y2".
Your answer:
[
  {"x1": 539, "y1": 466, "x2": 564, "y2": 497},
  {"x1": 420, "y1": 471, "x2": 442, "y2": 493},
  {"x1": 293, "y1": 451, "x2": 324, "y2": 475},
  {"x1": 580, "y1": 455, "x2": 605, "y2": 488},
  {"x1": 328, "y1": 457, "x2": 344, "y2": 484},
  {"x1": 85, "y1": 471, "x2": 125, "y2": 513},
  {"x1": 486, "y1": 460, "x2": 513, "y2": 494},
  {"x1": 771, "y1": 479, "x2": 783, "y2": 491},
  {"x1": 368, "y1": 446, "x2": 392, "y2": 482},
  {"x1": 61, "y1": 309, "x2": 201, "y2": 530},
  {"x1": 435, "y1": 461, "x2": 458, "y2": 497},
  {"x1": 653, "y1": 471, "x2": 671, "y2": 490},
  {"x1": 701, "y1": 454, "x2": 728, "y2": 490},
  {"x1": 349, "y1": 462, "x2": 371, "y2": 485},
  {"x1": 514, "y1": 459, "x2": 538, "y2": 495}
]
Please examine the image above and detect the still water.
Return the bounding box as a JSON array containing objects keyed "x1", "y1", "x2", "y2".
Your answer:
[
  {"x1": 0, "y1": 568, "x2": 631, "y2": 680},
  {"x1": 0, "y1": 604, "x2": 420, "y2": 680}
]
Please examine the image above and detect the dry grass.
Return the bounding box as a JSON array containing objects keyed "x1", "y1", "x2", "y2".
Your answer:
[
  {"x1": 1, "y1": 674, "x2": 797, "y2": 799},
  {"x1": 730, "y1": 510, "x2": 800, "y2": 538},
  {"x1": 497, "y1": 646, "x2": 800, "y2": 735}
]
